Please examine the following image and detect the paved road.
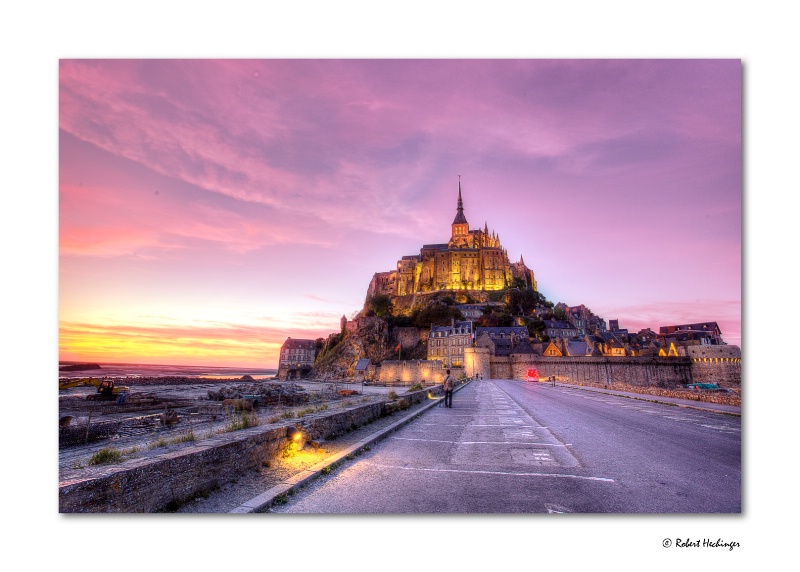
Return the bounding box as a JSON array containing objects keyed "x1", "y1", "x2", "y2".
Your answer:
[{"x1": 270, "y1": 379, "x2": 741, "y2": 513}]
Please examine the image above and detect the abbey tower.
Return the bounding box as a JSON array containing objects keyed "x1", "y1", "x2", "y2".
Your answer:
[{"x1": 366, "y1": 178, "x2": 537, "y2": 302}]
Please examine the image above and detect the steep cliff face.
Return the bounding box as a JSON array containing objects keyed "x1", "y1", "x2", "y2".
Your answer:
[{"x1": 311, "y1": 317, "x2": 426, "y2": 379}]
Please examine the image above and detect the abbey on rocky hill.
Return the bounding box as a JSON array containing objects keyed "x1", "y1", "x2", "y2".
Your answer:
[{"x1": 367, "y1": 178, "x2": 537, "y2": 300}]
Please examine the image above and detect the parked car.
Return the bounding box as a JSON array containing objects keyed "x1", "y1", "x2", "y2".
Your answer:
[{"x1": 686, "y1": 383, "x2": 732, "y2": 393}]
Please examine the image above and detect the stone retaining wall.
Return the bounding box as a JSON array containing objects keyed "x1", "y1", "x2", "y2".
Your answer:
[
  {"x1": 483, "y1": 355, "x2": 694, "y2": 387},
  {"x1": 59, "y1": 389, "x2": 435, "y2": 513},
  {"x1": 378, "y1": 360, "x2": 446, "y2": 384}
]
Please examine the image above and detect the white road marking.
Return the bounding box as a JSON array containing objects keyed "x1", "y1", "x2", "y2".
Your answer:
[
  {"x1": 417, "y1": 423, "x2": 544, "y2": 428},
  {"x1": 700, "y1": 425, "x2": 740, "y2": 431},
  {"x1": 363, "y1": 462, "x2": 615, "y2": 482},
  {"x1": 390, "y1": 437, "x2": 567, "y2": 446},
  {"x1": 545, "y1": 503, "x2": 573, "y2": 513}
]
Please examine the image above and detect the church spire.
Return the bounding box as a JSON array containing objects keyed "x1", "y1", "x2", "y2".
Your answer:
[{"x1": 452, "y1": 175, "x2": 468, "y2": 226}]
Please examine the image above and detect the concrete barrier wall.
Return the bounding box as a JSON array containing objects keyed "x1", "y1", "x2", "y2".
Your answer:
[{"x1": 59, "y1": 389, "x2": 433, "y2": 513}]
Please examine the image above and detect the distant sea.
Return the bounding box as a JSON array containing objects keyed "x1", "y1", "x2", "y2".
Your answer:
[{"x1": 58, "y1": 362, "x2": 277, "y2": 380}]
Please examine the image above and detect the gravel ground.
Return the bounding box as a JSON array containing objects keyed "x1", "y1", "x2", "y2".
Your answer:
[
  {"x1": 58, "y1": 378, "x2": 434, "y2": 513},
  {"x1": 59, "y1": 380, "x2": 405, "y2": 478}
]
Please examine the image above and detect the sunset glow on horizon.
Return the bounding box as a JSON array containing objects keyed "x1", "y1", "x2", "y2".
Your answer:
[{"x1": 59, "y1": 59, "x2": 741, "y2": 369}]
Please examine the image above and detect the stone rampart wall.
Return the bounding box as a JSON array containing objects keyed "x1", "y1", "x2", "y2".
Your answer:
[
  {"x1": 483, "y1": 354, "x2": 695, "y2": 387},
  {"x1": 378, "y1": 360, "x2": 446, "y2": 384},
  {"x1": 60, "y1": 392, "x2": 431, "y2": 513},
  {"x1": 464, "y1": 347, "x2": 490, "y2": 380},
  {"x1": 686, "y1": 345, "x2": 742, "y2": 387}
]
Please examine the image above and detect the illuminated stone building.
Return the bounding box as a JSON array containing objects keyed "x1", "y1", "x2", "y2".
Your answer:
[
  {"x1": 428, "y1": 320, "x2": 474, "y2": 368},
  {"x1": 277, "y1": 338, "x2": 318, "y2": 380},
  {"x1": 367, "y1": 179, "x2": 537, "y2": 300}
]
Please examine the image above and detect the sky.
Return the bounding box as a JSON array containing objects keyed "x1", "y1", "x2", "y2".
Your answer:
[{"x1": 58, "y1": 59, "x2": 741, "y2": 368}]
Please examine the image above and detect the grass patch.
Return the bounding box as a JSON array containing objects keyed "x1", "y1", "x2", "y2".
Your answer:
[
  {"x1": 296, "y1": 407, "x2": 316, "y2": 418},
  {"x1": 281, "y1": 411, "x2": 295, "y2": 419},
  {"x1": 88, "y1": 447, "x2": 123, "y2": 465},
  {"x1": 388, "y1": 391, "x2": 398, "y2": 400},
  {"x1": 226, "y1": 411, "x2": 259, "y2": 431},
  {"x1": 168, "y1": 431, "x2": 196, "y2": 444},
  {"x1": 148, "y1": 437, "x2": 169, "y2": 449},
  {"x1": 408, "y1": 383, "x2": 424, "y2": 391}
]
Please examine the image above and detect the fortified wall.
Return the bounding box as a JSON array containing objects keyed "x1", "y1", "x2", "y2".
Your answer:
[
  {"x1": 465, "y1": 348, "x2": 694, "y2": 387},
  {"x1": 378, "y1": 360, "x2": 448, "y2": 385},
  {"x1": 686, "y1": 345, "x2": 742, "y2": 387}
]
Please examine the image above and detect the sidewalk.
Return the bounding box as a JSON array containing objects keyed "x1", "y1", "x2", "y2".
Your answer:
[
  {"x1": 227, "y1": 382, "x2": 468, "y2": 513},
  {"x1": 552, "y1": 382, "x2": 741, "y2": 416}
]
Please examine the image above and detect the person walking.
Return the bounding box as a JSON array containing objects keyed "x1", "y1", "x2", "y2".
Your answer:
[{"x1": 443, "y1": 369, "x2": 454, "y2": 408}]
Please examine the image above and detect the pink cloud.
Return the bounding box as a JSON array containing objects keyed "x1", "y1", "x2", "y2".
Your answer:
[{"x1": 59, "y1": 60, "x2": 741, "y2": 364}]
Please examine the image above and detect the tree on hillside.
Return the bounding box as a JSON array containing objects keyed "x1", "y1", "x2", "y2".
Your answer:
[
  {"x1": 511, "y1": 277, "x2": 528, "y2": 290},
  {"x1": 366, "y1": 294, "x2": 393, "y2": 319},
  {"x1": 412, "y1": 304, "x2": 463, "y2": 328},
  {"x1": 505, "y1": 288, "x2": 546, "y2": 316},
  {"x1": 524, "y1": 316, "x2": 548, "y2": 342}
]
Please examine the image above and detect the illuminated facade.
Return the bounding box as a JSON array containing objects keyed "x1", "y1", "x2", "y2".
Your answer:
[
  {"x1": 277, "y1": 338, "x2": 317, "y2": 380},
  {"x1": 427, "y1": 320, "x2": 474, "y2": 368},
  {"x1": 367, "y1": 179, "x2": 537, "y2": 300}
]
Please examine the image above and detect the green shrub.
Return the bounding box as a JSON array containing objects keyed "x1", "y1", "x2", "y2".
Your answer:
[
  {"x1": 282, "y1": 441, "x2": 298, "y2": 458},
  {"x1": 388, "y1": 391, "x2": 398, "y2": 400}
]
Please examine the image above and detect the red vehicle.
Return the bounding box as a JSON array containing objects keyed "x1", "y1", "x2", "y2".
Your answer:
[{"x1": 526, "y1": 368, "x2": 539, "y2": 382}]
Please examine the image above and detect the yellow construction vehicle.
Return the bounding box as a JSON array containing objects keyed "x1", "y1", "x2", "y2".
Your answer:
[{"x1": 59, "y1": 378, "x2": 131, "y2": 400}]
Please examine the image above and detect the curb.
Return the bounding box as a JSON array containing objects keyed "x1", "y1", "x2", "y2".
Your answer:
[
  {"x1": 551, "y1": 382, "x2": 741, "y2": 416},
  {"x1": 230, "y1": 382, "x2": 470, "y2": 513}
]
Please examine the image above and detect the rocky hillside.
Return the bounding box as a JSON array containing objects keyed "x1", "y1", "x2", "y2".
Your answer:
[{"x1": 311, "y1": 316, "x2": 426, "y2": 379}]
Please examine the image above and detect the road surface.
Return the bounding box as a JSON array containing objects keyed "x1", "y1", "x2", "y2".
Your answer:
[{"x1": 270, "y1": 379, "x2": 741, "y2": 513}]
